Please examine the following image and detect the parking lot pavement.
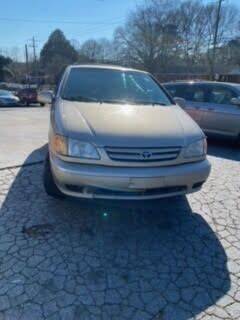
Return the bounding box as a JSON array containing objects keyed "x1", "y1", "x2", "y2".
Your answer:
[
  {"x1": 0, "y1": 142, "x2": 239, "y2": 320},
  {"x1": 0, "y1": 106, "x2": 49, "y2": 169}
]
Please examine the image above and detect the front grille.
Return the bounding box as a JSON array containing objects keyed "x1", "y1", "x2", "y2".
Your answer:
[
  {"x1": 105, "y1": 146, "x2": 181, "y2": 162},
  {"x1": 66, "y1": 185, "x2": 186, "y2": 197}
]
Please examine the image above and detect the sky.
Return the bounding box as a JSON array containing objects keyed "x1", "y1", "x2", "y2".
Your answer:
[
  {"x1": 0, "y1": 0, "x2": 143, "y2": 60},
  {"x1": 0, "y1": 0, "x2": 239, "y2": 61}
]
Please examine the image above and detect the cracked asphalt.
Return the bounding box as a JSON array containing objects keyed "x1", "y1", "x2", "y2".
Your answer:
[{"x1": 0, "y1": 108, "x2": 239, "y2": 319}]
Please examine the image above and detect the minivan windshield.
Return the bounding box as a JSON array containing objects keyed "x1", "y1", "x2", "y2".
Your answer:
[{"x1": 61, "y1": 68, "x2": 172, "y2": 106}]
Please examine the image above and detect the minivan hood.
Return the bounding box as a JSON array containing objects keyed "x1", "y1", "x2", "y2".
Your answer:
[{"x1": 55, "y1": 99, "x2": 203, "y2": 147}]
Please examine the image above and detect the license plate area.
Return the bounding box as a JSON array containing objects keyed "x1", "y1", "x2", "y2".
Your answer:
[{"x1": 128, "y1": 177, "x2": 166, "y2": 189}]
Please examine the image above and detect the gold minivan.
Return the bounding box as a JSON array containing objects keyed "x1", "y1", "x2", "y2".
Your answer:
[{"x1": 43, "y1": 65, "x2": 211, "y2": 200}]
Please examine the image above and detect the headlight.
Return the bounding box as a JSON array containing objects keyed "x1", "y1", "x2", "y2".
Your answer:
[
  {"x1": 51, "y1": 135, "x2": 100, "y2": 159},
  {"x1": 183, "y1": 138, "x2": 207, "y2": 158},
  {"x1": 68, "y1": 139, "x2": 100, "y2": 159}
]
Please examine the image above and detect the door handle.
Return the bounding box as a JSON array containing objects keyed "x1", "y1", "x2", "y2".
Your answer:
[{"x1": 207, "y1": 107, "x2": 215, "y2": 111}]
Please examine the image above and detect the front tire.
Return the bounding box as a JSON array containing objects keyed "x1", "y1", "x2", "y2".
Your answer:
[{"x1": 43, "y1": 154, "x2": 65, "y2": 199}]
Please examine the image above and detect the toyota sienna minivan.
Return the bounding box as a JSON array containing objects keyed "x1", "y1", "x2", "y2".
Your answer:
[{"x1": 43, "y1": 65, "x2": 211, "y2": 200}]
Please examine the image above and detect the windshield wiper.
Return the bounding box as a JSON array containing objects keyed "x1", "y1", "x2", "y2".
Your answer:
[
  {"x1": 100, "y1": 99, "x2": 167, "y2": 105},
  {"x1": 62, "y1": 96, "x2": 168, "y2": 106},
  {"x1": 136, "y1": 101, "x2": 167, "y2": 106},
  {"x1": 62, "y1": 95, "x2": 100, "y2": 103},
  {"x1": 101, "y1": 99, "x2": 137, "y2": 105}
]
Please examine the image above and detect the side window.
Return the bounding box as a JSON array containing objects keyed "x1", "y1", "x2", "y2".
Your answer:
[
  {"x1": 192, "y1": 86, "x2": 205, "y2": 102},
  {"x1": 165, "y1": 85, "x2": 178, "y2": 97},
  {"x1": 175, "y1": 85, "x2": 190, "y2": 99},
  {"x1": 208, "y1": 85, "x2": 237, "y2": 105},
  {"x1": 165, "y1": 84, "x2": 205, "y2": 102},
  {"x1": 165, "y1": 85, "x2": 191, "y2": 100},
  {"x1": 178, "y1": 85, "x2": 205, "y2": 102}
]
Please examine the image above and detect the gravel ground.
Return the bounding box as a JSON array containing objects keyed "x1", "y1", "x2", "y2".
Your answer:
[{"x1": 0, "y1": 141, "x2": 239, "y2": 320}]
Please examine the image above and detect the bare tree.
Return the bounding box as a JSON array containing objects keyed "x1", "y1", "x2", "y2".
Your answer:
[
  {"x1": 204, "y1": 2, "x2": 238, "y2": 76},
  {"x1": 114, "y1": 1, "x2": 179, "y2": 73},
  {"x1": 113, "y1": 0, "x2": 239, "y2": 76},
  {"x1": 227, "y1": 37, "x2": 240, "y2": 67},
  {"x1": 174, "y1": 1, "x2": 207, "y2": 70},
  {"x1": 9, "y1": 46, "x2": 21, "y2": 63},
  {"x1": 80, "y1": 39, "x2": 103, "y2": 62}
]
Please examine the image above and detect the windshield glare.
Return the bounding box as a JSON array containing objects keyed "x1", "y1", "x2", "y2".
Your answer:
[{"x1": 61, "y1": 68, "x2": 172, "y2": 106}]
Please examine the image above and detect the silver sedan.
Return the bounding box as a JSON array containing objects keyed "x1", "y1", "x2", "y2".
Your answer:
[
  {"x1": 0, "y1": 90, "x2": 20, "y2": 107},
  {"x1": 164, "y1": 81, "x2": 240, "y2": 142}
]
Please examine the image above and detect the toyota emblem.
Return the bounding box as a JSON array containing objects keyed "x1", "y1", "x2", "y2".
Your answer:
[{"x1": 142, "y1": 151, "x2": 152, "y2": 159}]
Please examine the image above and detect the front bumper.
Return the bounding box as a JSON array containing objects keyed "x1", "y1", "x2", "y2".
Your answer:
[
  {"x1": 50, "y1": 154, "x2": 211, "y2": 200},
  {"x1": 0, "y1": 101, "x2": 20, "y2": 107}
]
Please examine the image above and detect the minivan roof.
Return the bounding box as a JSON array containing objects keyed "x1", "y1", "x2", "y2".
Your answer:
[{"x1": 68, "y1": 64, "x2": 148, "y2": 74}]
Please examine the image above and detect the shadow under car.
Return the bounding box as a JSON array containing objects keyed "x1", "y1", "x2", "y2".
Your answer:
[{"x1": 0, "y1": 146, "x2": 231, "y2": 320}]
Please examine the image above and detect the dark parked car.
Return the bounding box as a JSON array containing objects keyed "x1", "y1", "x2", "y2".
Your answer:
[
  {"x1": 0, "y1": 90, "x2": 20, "y2": 107},
  {"x1": 163, "y1": 81, "x2": 240, "y2": 141},
  {"x1": 17, "y1": 88, "x2": 43, "y2": 106}
]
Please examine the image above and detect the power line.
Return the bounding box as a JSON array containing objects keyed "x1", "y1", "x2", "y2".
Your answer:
[
  {"x1": 0, "y1": 17, "x2": 125, "y2": 25},
  {"x1": 0, "y1": 23, "x2": 121, "y2": 53},
  {"x1": 76, "y1": 24, "x2": 123, "y2": 37}
]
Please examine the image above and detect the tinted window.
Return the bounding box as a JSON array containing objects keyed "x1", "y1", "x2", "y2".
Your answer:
[
  {"x1": 62, "y1": 68, "x2": 172, "y2": 106},
  {"x1": 233, "y1": 84, "x2": 240, "y2": 92},
  {"x1": 21, "y1": 89, "x2": 37, "y2": 94},
  {"x1": 164, "y1": 85, "x2": 178, "y2": 97},
  {"x1": 165, "y1": 84, "x2": 206, "y2": 102},
  {"x1": 192, "y1": 87, "x2": 205, "y2": 102},
  {"x1": 208, "y1": 85, "x2": 237, "y2": 105}
]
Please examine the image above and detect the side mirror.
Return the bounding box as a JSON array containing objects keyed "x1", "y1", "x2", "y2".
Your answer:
[
  {"x1": 38, "y1": 91, "x2": 54, "y2": 105},
  {"x1": 174, "y1": 97, "x2": 186, "y2": 108},
  {"x1": 231, "y1": 97, "x2": 240, "y2": 106}
]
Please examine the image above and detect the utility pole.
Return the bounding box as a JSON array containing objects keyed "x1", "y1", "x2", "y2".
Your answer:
[
  {"x1": 29, "y1": 37, "x2": 37, "y2": 64},
  {"x1": 25, "y1": 44, "x2": 30, "y2": 88},
  {"x1": 28, "y1": 36, "x2": 39, "y2": 83},
  {"x1": 25, "y1": 44, "x2": 29, "y2": 71},
  {"x1": 211, "y1": 0, "x2": 223, "y2": 79}
]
